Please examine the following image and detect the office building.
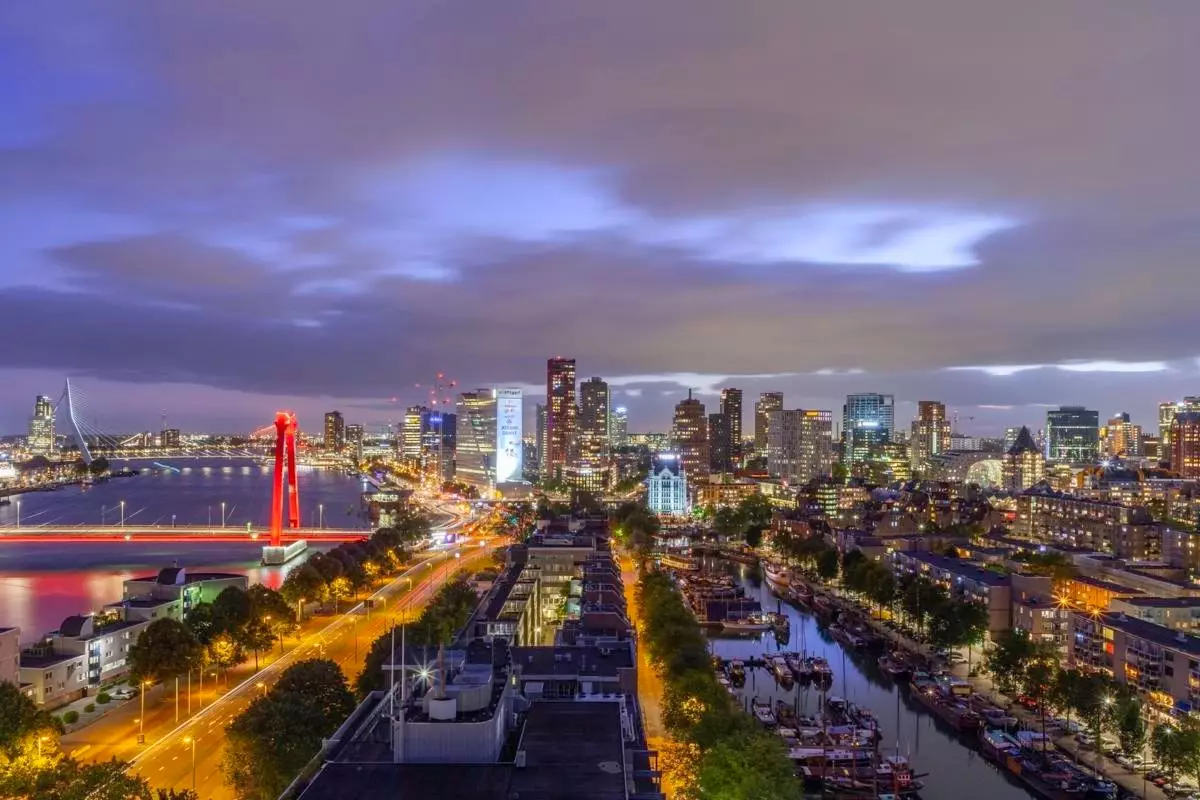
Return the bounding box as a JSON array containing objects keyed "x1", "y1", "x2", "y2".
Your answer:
[
  {"x1": 493, "y1": 388, "x2": 524, "y2": 486},
  {"x1": 767, "y1": 409, "x2": 834, "y2": 484},
  {"x1": 544, "y1": 357, "x2": 576, "y2": 479},
  {"x1": 1171, "y1": 412, "x2": 1200, "y2": 479},
  {"x1": 719, "y1": 388, "x2": 743, "y2": 464},
  {"x1": 159, "y1": 428, "x2": 181, "y2": 449},
  {"x1": 577, "y1": 377, "x2": 610, "y2": 465},
  {"x1": 401, "y1": 406, "x2": 426, "y2": 459},
  {"x1": 1004, "y1": 427, "x2": 1022, "y2": 452},
  {"x1": 646, "y1": 453, "x2": 689, "y2": 516},
  {"x1": 455, "y1": 390, "x2": 497, "y2": 492},
  {"x1": 754, "y1": 392, "x2": 783, "y2": 457},
  {"x1": 535, "y1": 403, "x2": 548, "y2": 477},
  {"x1": 345, "y1": 424, "x2": 364, "y2": 462},
  {"x1": 27, "y1": 395, "x2": 55, "y2": 455},
  {"x1": 1045, "y1": 406, "x2": 1100, "y2": 464},
  {"x1": 671, "y1": 390, "x2": 709, "y2": 480},
  {"x1": 324, "y1": 410, "x2": 346, "y2": 453},
  {"x1": 842, "y1": 393, "x2": 895, "y2": 466},
  {"x1": 910, "y1": 401, "x2": 951, "y2": 472},
  {"x1": 708, "y1": 412, "x2": 732, "y2": 473},
  {"x1": 1102, "y1": 412, "x2": 1143, "y2": 459},
  {"x1": 609, "y1": 405, "x2": 628, "y2": 448},
  {"x1": 1160, "y1": 398, "x2": 1200, "y2": 459},
  {"x1": 1003, "y1": 426, "x2": 1045, "y2": 491}
]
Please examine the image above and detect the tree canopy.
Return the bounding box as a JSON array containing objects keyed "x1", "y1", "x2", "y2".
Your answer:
[{"x1": 128, "y1": 618, "x2": 202, "y2": 685}]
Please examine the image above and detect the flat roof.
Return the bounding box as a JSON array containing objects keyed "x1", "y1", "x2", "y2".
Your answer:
[
  {"x1": 512, "y1": 645, "x2": 634, "y2": 678},
  {"x1": 898, "y1": 552, "x2": 1010, "y2": 587},
  {"x1": 1068, "y1": 574, "x2": 1143, "y2": 594},
  {"x1": 1116, "y1": 596, "x2": 1200, "y2": 608},
  {"x1": 20, "y1": 652, "x2": 84, "y2": 668},
  {"x1": 1093, "y1": 613, "x2": 1200, "y2": 657}
]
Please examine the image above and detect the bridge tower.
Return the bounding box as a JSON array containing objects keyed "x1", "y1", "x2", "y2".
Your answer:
[{"x1": 268, "y1": 411, "x2": 300, "y2": 547}]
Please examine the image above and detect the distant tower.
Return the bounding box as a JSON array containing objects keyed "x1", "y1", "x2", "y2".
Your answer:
[
  {"x1": 672, "y1": 390, "x2": 709, "y2": 480},
  {"x1": 545, "y1": 358, "x2": 577, "y2": 479}
]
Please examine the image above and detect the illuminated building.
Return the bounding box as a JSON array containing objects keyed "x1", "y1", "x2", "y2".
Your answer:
[
  {"x1": 910, "y1": 401, "x2": 951, "y2": 472},
  {"x1": 719, "y1": 388, "x2": 743, "y2": 464},
  {"x1": 671, "y1": 390, "x2": 709, "y2": 480},
  {"x1": 545, "y1": 357, "x2": 576, "y2": 480},
  {"x1": 842, "y1": 393, "x2": 894, "y2": 466},
  {"x1": 1160, "y1": 398, "x2": 1200, "y2": 458},
  {"x1": 645, "y1": 453, "x2": 689, "y2": 516},
  {"x1": 1003, "y1": 426, "x2": 1045, "y2": 490},
  {"x1": 708, "y1": 412, "x2": 732, "y2": 473},
  {"x1": 694, "y1": 476, "x2": 758, "y2": 509},
  {"x1": 766, "y1": 409, "x2": 834, "y2": 483},
  {"x1": 345, "y1": 424, "x2": 364, "y2": 462},
  {"x1": 1171, "y1": 411, "x2": 1200, "y2": 479},
  {"x1": 754, "y1": 392, "x2": 783, "y2": 458},
  {"x1": 455, "y1": 390, "x2": 497, "y2": 492},
  {"x1": 1101, "y1": 412, "x2": 1143, "y2": 458},
  {"x1": 535, "y1": 403, "x2": 547, "y2": 477},
  {"x1": 323, "y1": 410, "x2": 345, "y2": 453},
  {"x1": 609, "y1": 406, "x2": 628, "y2": 448},
  {"x1": 401, "y1": 406, "x2": 426, "y2": 459},
  {"x1": 1068, "y1": 612, "x2": 1200, "y2": 711},
  {"x1": 1004, "y1": 427, "x2": 1021, "y2": 452},
  {"x1": 577, "y1": 377, "x2": 610, "y2": 465},
  {"x1": 27, "y1": 395, "x2": 55, "y2": 455},
  {"x1": 1045, "y1": 406, "x2": 1099, "y2": 464},
  {"x1": 159, "y1": 428, "x2": 181, "y2": 449},
  {"x1": 563, "y1": 462, "x2": 608, "y2": 494}
]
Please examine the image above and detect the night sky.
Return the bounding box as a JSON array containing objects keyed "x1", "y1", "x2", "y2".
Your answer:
[{"x1": 2, "y1": 2, "x2": 1199, "y2": 436}]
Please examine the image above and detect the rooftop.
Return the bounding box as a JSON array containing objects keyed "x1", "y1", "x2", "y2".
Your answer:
[
  {"x1": 1116, "y1": 596, "x2": 1200, "y2": 608},
  {"x1": 512, "y1": 645, "x2": 635, "y2": 678},
  {"x1": 1067, "y1": 574, "x2": 1144, "y2": 595},
  {"x1": 1091, "y1": 612, "x2": 1200, "y2": 656},
  {"x1": 897, "y1": 552, "x2": 1010, "y2": 587},
  {"x1": 19, "y1": 651, "x2": 84, "y2": 668},
  {"x1": 129, "y1": 570, "x2": 245, "y2": 585}
]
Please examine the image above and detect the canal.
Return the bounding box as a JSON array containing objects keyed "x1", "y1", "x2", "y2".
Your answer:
[{"x1": 704, "y1": 558, "x2": 1037, "y2": 800}]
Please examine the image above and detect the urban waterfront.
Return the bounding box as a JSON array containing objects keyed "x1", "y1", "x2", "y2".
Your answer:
[
  {"x1": 0, "y1": 459, "x2": 367, "y2": 642},
  {"x1": 705, "y1": 560, "x2": 1037, "y2": 800}
]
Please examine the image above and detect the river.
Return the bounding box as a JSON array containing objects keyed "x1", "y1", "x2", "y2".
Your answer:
[
  {"x1": 0, "y1": 459, "x2": 368, "y2": 643},
  {"x1": 704, "y1": 559, "x2": 1036, "y2": 800}
]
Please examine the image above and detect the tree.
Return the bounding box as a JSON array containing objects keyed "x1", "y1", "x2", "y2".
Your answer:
[
  {"x1": 743, "y1": 525, "x2": 765, "y2": 549},
  {"x1": 279, "y1": 563, "x2": 325, "y2": 609},
  {"x1": 738, "y1": 494, "x2": 773, "y2": 532},
  {"x1": 712, "y1": 506, "x2": 744, "y2": 540},
  {"x1": 984, "y1": 629, "x2": 1039, "y2": 696},
  {"x1": 183, "y1": 602, "x2": 217, "y2": 646},
  {"x1": 695, "y1": 732, "x2": 802, "y2": 800},
  {"x1": 128, "y1": 618, "x2": 202, "y2": 685},
  {"x1": 1112, "y1": 694, "x2": 1147, "y2": 760},
  {"x1": 0, "y1": 681, "x2": 60, "y2": 756},
  {"x1": 207, "y1": 632, "x2": 243, "y2": 683},
  {"x1": 816, "y1": 548, "x2": 840, "y2": 582},
  {"x1": 88, "y1": 457, "x2": 110, "y2": 476},
  {"x1": 211, "y1": 586, "x2": 252, "y2": 636},
  {"x1": 223, "y1": 658, "x2": 355, "y2": 800}
]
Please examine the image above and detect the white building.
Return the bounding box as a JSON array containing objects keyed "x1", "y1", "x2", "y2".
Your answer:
[
  {"x1": 645, "y1": 453, "x2": 689, "y2": 516},
  {"x1": 455, "y1": 388, "x2": 523, "y2": 496}
]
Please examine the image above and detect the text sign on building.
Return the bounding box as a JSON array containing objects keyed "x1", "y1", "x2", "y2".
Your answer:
[{"x1": 495, "y1": 388, "x2": 523, "y2": 483}]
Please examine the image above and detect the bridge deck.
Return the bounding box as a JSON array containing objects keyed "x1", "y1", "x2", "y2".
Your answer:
[{"x1": 0, "y1": 525, "x2": 367, "y2": 543}]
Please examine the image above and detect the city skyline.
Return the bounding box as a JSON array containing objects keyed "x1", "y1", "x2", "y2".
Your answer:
[{"x1": 3, "y1": 3, "x2": 1200, "y2": 434}]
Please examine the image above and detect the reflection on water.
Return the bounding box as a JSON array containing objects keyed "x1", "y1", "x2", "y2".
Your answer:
[{"x1": 703, "y1": 560, "x2": 1035, "y2": 800}]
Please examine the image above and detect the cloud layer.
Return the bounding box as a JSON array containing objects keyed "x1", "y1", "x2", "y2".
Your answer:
[{"x1": 2, "y1": 1, "x2": 1199, "y2": 434}]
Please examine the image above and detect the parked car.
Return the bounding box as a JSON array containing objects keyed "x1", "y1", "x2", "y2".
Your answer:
[{"x1": 110, "y1": 687, "x2": 138, "y2": 700}]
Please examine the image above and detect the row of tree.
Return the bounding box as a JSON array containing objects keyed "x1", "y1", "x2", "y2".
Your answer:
[
  {"x1": 636, "y1": 570, "x2": 801, "y2": 800},
  {"x1": 278, "y1": 512, "x2": 430, "y2": 613},
  {"x1": 222, "y1": 658, "x2": 356, "y2": 800},
  {"x1": 0, "y1": 681, "x2": 198, "y2": 800},
  {"x1": 708, "y1": 494, "x2": 775, "y2": 546}
]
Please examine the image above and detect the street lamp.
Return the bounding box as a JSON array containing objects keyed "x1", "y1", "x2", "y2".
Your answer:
[
  {"x1": 184, "y1": 736, "x2": 196, "y2": 790},
  {"x1": 14, "y1": 500, "x2": 20, "y2": 528},
  {"x1": 221, "y1": 501, "x2": 226, "y2": 528},
  {"x1": 138, "y1": 679, "x2": 152, "y2": 742},
  {"x1": 319, "y1": 503, "x2": 324, "y2": 529},
  {"x1": 172, "y1": 514, "x2": 176, "y2": 528},
  {"x1": 120, "y1": 500, "x2": 126, "y2": 528},
  {"x1": 297, "y1": 598, "x2": 305, "y2": 623}
]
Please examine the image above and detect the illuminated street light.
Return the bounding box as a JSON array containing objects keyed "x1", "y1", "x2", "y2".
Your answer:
[{"x1": 183, "y1": 736, "x2": 197, "y2": 790}]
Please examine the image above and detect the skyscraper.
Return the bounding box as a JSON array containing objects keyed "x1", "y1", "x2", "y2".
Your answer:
[
  {"x1": 577, "y1": 377, "x2": 610, "y2": 465},
  {"x1": 910, "y1": 401, "x2": 951, "y2": 472},
  {"x1": 401, "y1": 406, "x2": 426, "y2": 459},
  {"x1": 610, "y1": 406, "x2": 629, "y2": 448},
  {"x1": 545, "y1": 357, "x2": 576, "y2": 479},
  {"x1": 1160, "y1": 398, "x2": 1200, "y2": 463},
  {"x1": 27, "y1": 395, "x2": 55, "y2": 455},
  {"x1": 455, "y1": 389, "x2": 497, "y2": 492},
  {"x1": 708, "y1": 412, "x2": 733, "y2": 473},
  {"x1": 1004, "y1": 426, "x2": 1045, "y2": 490},
  {"x1": 1102, "y1": 412, "x2": 1143, "y2": 459},
  {"x1": 767, "y1": 409, "x2": 834, "y2": 484},
  {"x1": 671, "y1": 390, "x2": 709, "y2": 480},
  {"x1": 1045, "y1": 406, "x2": 1100, "y2": 464},
  {"x1": 1171, "y1": 412, "x2": 1200, "y2": 479},
  {"x1": 323, "y1": 411, "x2": 345, "y2": 452},
  {"x1": 345, "y1": 424, "x2": 364, "y2": 462},
  {"x1": 535, "y1": 403, "x2": 548, "y2": 477},
  {"x1": 719, "y1": 388, "x2": 743, "y2": 464},
  {"x1": 842, "y1": 393, "x2": 894, "y2": 466},
  {"x1": 754, "y1": 392, "x2": 783, "y2": 457}
]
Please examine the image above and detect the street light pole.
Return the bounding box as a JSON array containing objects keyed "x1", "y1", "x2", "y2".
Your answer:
[
  {"x1": 184, "y1": 736, "x2": 196, "y2": 790},
  {"x1": 319, "y1": 503, "x2": 324, "y2": 529},
  {"x1": 172, "y1": 514, "x2": 176, "y2": 528},
  {"x1": 14, "y1": 500, "x2": 19, "y2": 528},
  {"x1": 120, "y1": 500, "x2": 126, "y2": 528},
  {"x1": 221, "y1": 501, "x2": 226, "y2": 528}
]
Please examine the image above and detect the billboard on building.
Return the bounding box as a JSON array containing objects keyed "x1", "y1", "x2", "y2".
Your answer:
[{"x1": 495, "y1": 388, "x2": 523, "y2": 483}]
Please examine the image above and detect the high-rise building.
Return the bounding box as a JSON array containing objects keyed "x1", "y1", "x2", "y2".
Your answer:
[
  {"x1": 645, "y1": 453, "x2": 689, "y2": 516},
  {"x1": 323, "y1": 411, "x2": 345, "y2": 453},
  {"x1": 494, "y1": 388, "x2": 523, "y2": 485},
  {"x1": 671, "y1": 390, "x2": 709, "y2": 480},
  {"x1": 544, "y1": 357, "x2": 576, "y2": 479},
  {"x1": 1004, "y1": 426, "x2": 1045, "y2": 490},
  {"x1": 535, "y1": 403, "x2": 548, "y2": 477},
  {"x1": 345, "y1": 424, "x2": 364, "y2": 462},
  {"x1": 1102, "y1": 413, "x2": 1143, "y2": 459},
  {"x1": 1045, "y1": 406, "x2": 1100, "y2": 464},
  {"x1": 27, "y1": 395, "x2": 55, "y2": 455},
  {"x1": 577, "y1": 377, "x2": 610, "y2": 465},
  {"x1": 754, "y1": 392, "x2": 783, "y2": 457},
  {"x1": 160, "y1": 428, "x2": 181, "y2": 449},
  {"x1": 1160, "y1": 398, "x2": 1200, "y2": 464},
  {"x1": 455, "y1": 390, "x2": 497, "y2": 492},
  {"x1": 1004, "y1": 427, "x2": 1022, "y2": 453},
  {"x1": 910, "y1": 401, "x2": 951, "y2": 472},
  {"x1": 1171, "y1": 412, "x2": 1200, "y2": 479},
  {"x1": 610, "y1": 406, "x2": 629, "y2": 448},
  {"x1": 767, "y1": 409, "x2": 834, "y2": 484},
  {"x1": 842, "y1": 393, "x2": 895, "y2": 466},
  {"x1": 719, "y1": 388, "x2": 743, "y2": 465},
  {"x1": 708, "y1": 412, "x2": 733, "y2": 473},
  {"x1": 401, "y1": 406, "x2": 426, "y2": 460}
]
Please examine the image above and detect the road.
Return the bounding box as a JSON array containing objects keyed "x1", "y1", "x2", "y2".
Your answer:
[
  {"x1": 0, "y1": 525, "x2": 364, "y2": 542},
  {"x1": 61, "y1": 509, "x2": 502, "y2": 799}
]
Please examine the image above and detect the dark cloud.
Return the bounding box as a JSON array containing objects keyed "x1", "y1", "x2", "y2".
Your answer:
[{"x1": 2, "y1": 0, "x2": 1199, "y2": 433}]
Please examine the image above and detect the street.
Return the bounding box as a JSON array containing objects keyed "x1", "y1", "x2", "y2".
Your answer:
[{"x1": 60, "y1": 509, "x2": 501, "y2": 799}]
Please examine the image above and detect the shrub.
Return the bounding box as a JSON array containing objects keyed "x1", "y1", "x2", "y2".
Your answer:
[
  {"x1": 84, "y1": 703, "x2": 96, "y2": 713},
  {"x1": 96, "y1": 692, "x2": 112, "y2": 704},
  {"x1": 63, "y1": 710, "x2": 79, "y2": 724}
]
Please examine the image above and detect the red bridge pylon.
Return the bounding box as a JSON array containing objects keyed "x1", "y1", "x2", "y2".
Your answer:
[{"x1": 268, "y1": 411, "x2": 300, "y2": 547}]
